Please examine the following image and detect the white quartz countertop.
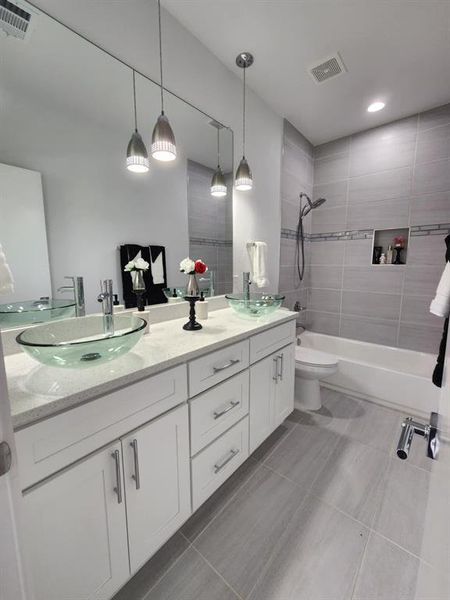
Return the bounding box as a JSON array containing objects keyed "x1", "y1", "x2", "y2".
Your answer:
[{"x1": 6, "y1": 308, "x2": 297, "y2": 430}]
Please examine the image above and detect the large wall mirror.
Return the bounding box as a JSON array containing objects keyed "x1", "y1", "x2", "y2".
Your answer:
[{"x1": 0, "y1": 4, "x2": 233, "y2": 328}]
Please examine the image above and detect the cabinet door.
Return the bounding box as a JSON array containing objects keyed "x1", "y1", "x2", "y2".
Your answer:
[
  {"x1": 249, "y1": 353, "x2": 278, "y2": 453},
  {"x1": 274, "y1": 344, "x2": 295, "y2": 427},
  {"x1": 23, "y1": 442, "x2": 129, "y2": 600},
  {"x1": 123, "y1": 404, "x2": 191, "y2": 574}
]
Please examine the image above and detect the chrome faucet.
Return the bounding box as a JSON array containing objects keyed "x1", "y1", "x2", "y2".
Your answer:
[
  {"x1": 57, "y1": 276, "x2": 85, "y2": 317},
  {"x1": 97, "y1": 279, "x2": 114, "y2": 335},
  {"x1": 243, "y1": 272, "x2": 251, "y2": 300}
]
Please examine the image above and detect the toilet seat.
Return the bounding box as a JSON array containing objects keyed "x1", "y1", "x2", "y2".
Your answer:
[{"x1": 295, "y1": 346, "x2": 338, "y2": 368}]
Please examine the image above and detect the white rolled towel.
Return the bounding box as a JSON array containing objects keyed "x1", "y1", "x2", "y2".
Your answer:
[
  {"x1": 430, "y1": 262, "x2": 450, "y2": 317},
  {"x1": 247, "y1": 241, "x2": 269, "y2": 288},
  {"x1": 0, "y1": 244, "x2": 14, "y2": 295}
]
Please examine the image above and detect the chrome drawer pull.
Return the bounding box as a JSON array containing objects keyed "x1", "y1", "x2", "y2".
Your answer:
[
  {"x1": 278, "y1": 354, "x2": 284, "y2": 381},
  {"x1": 111, "y1": 449, "x2": 122, "y2": 504},
  {"x1": 130, "y1": 439, "x2": 141, "y2": 490},
  {"x1": 273, "y1": 357, "x2": 278, "y2": 382},
  {"x1": 213, "y1": 358, "x2": 240, "y2": 373},
  {"x1": 214, "y1": 448, "x2": 239, "y2": 473},
  {"x1": 213, "y1": 400, "x2": 240, "y2": 420}
]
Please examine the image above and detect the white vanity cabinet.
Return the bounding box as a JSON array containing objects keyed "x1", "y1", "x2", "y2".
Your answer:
[
  {"x1": 22, "y1": 441, "x2": 129, "y2": 600},
  {"x1": 15, "y1": 315, "x2": 297, "y2": 600},
  {"x1": 122, "y1": 404, "x2": 191, "y2": 574},
  {"x1": 249, "y1": 343, "x2": 295, "y2": 453}
]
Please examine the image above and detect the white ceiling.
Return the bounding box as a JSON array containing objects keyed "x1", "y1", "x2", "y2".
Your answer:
[{"x1": 163, "y1": 0, "x2": 450, "y2": 144}]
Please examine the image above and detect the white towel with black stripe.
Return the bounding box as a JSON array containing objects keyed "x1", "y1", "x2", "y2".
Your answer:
[
  {"x1": 0, "y1": 244, "x2": 14, "y2": 295},
  {"x1": 430, "y1": 262, "x2": 450, "y2": 317}
]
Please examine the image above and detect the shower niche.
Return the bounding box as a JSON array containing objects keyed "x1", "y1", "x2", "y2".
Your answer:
[{"x1": 371, "y1": 227, "x2": 409, "y2": 265}]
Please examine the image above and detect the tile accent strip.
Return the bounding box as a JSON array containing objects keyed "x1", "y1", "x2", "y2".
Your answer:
[
  {"x1": 190, "y1": 237, "x2": 232, "y2": 247},
  {"x1": 410, "y1": 223, "x2": 450, "y2": 236},
  {"x1": 282, "y1": 223, "x2": 450, "y2": 242}
]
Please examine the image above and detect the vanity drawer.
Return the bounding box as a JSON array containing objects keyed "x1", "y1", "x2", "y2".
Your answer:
[
  {"x1": 190, "y1": 371, "x2": 249, "y2": 455},
  {"x1": 188, "y1": 340, "x2": 249, "y2": 397},
  {"x1": 191, "y1": 416, "x2": 249, "y2": 511},
  {"x1": 15, "y1": 365, "x2": 187, "y2": 490},
  {"x1": 250, "y1": 320, "x2": 296, "y2": 364}
]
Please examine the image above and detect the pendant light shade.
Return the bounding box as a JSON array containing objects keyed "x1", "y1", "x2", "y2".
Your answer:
[
  {"x1": 235, "y1": 52, "x2": 254, "y2": 192},
  {"x1": 211, "y1": 166, "x2": 227, "y2": 197},
  {"x1": 127, "y1": 131, "x2": 150, "y2": 173},
  {"x1": 151, "y1": 112, "x2": 176, "y2": 162},
  {"x1": 235, "y1": 156, "x2": 253, "y2": 191},
  {"x1": 151, "y1": 0, "x2": 177, "y2": 162},
  {"x1": 126, "y1": 70, "x2": 149, "y2": 173},
  {"x1": 211, "y1": 123, "x2": 227, "y2": 197}
]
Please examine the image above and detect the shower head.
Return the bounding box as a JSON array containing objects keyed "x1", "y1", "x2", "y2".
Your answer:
[{"x1": 300, "y1": 193, "x2": 327, "y2": 217}]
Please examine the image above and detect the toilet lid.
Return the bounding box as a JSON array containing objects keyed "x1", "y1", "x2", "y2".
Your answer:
[{"x1": 295, "y1": 346, "x2": 338, "y2": 368}]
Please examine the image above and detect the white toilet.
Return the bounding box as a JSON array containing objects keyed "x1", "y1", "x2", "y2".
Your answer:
[{"x1": 295, "y1": 345, "x2": 339, "y2": 411}]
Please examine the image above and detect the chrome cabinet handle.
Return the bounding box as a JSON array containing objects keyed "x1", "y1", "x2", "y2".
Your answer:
[
  {"x1": 213, "y1": 400, "x2": 240, "y2": 420},
  {"x1": 273, "y1": 357, "x2": 279, "y2": 382},
  {"x1": 130, "y1": 439, "x2": 141, "y2": 490},
  {"x1": 214, "y1": 448, "x2": 239, "y2": 474},
  {"x1": 278, "y1": 354, "x2": 284, "y2": 380},
  {"x1": 213, "y1": 358, "x2": 240, "y2": 373},
  {"x1": 111, "y1": 449, "x2": 122, "y2": 504}
]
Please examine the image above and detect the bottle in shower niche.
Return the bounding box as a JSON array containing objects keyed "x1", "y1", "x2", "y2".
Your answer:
[
  {"x1": 379, "y1": 253, "x2": 386, "y2": 264},
  {"x1": 386, "y1": 245, "x2": 393, "y2": 264}
]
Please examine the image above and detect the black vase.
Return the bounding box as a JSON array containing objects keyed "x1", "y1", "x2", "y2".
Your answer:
[{"x1": 393, "y1": 247, "x2": 403, "y2": 265}]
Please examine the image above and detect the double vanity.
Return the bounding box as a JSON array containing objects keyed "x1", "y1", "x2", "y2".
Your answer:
[{"x1": 6, "y1": 307, "x2": 296, "y2": 600}]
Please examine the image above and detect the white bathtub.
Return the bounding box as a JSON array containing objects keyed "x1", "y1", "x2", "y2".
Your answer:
[{"x1": 299, "y1": 331, "x2": 440, "y2": 418}]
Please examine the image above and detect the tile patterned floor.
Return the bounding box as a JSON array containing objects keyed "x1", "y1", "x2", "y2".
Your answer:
[{"x1": 113, "y1": 388, "x2": 450, "y2": 600}]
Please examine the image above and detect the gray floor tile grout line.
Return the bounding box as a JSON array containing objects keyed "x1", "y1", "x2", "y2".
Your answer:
[
  {"x1": 349, "y1": 528, "x2": 373, "y2": 600},
  {"x1": 141, "y1": 539, "x2": 193, "y2": 600},
  {"x1": 243, "y1": 481, "x2": 313, "y2": 600},
  {"x1": 186, "y1": 458, "x2": 265, "y2": 544},
  {"x1": 190, "y1": 544, "x2": 245, "y2": 600},
  {"x1": 187, "y1": 423, "x2": 301, "y2": 544}
]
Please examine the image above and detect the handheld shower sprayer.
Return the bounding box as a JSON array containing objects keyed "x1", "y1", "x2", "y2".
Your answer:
[{"x1": 295, "y1": 192, "x2": 327, "y2": 282}]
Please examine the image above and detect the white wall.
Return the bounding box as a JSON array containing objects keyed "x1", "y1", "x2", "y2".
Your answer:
[
  {"x1": 33, "y1": 0, "x2": 284, "y2": 294},
  {"x1": 0, "y1": 164, "x2": 52, "y2": 303}
]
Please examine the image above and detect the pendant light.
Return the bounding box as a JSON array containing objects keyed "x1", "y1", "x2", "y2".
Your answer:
[
  {"x1": 210, "y1": 123, "x2": 227, "y2": 197},
  {"x1": 151, "y1": 0, "x2": 176, "y2": 162},
  {"x1": 235, "y1": 52, "x2": 254, "y2": 191},
  {"x1": 126, "y1": 70, "x2": 149, "y2": 173}
]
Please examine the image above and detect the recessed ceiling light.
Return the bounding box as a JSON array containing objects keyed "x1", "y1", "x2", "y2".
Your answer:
[{"x1": 367, "y1": 101, "x2": 385, "y2": 113}]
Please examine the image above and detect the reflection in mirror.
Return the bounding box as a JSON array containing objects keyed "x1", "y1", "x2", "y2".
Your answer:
[{"x1": 0, "y1": 5, "x2": 233, "y2": 328}]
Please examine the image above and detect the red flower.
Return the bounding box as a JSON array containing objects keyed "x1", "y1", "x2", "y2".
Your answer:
[{"x1": 195, "y1": 260, "x2": 208, "y2": 274}]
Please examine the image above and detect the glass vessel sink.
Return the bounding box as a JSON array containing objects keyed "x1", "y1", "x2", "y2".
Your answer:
[
  {"x1": 16, "y1": 314, "x2": 147, "y2": 368},
  {"x1": 0, "y1": 299, "x2": 76, "y2": 330},
  {"x1": 226, "y1": 293, "x2": 285, "y2": 318}
]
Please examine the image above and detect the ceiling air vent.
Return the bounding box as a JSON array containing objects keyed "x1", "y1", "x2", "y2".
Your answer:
[
  {"x1": 309, "y1": 53, "x2": 346, "y2": 84},
  {"x1": 0, "y1": 0, "x2": 31, "y2": 39}
]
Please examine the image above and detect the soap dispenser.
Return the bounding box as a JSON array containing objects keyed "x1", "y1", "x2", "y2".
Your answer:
[{"x1": 196, "y1": 292, "x2": 209, "y2": 320}]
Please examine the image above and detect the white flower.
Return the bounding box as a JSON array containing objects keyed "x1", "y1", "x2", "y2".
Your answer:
[
  {"x1": 134, "y1": 257, "x2": 149, "y2": 271},
  {"x1": 124, "y1": 260, "x2": 135, "y2": 272},
  {"x1": 180, "y1": 257, "x2": 195, "y2": 274}
]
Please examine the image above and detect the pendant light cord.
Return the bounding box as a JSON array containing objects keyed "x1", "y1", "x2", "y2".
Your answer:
[
  {"x1": 132, "y1": 69, "x2": 138, "y2": 131},
  {"x1": 157, "y1": 0, "x2": 164, "y2": 114},
  {"x1": 217, "y1": 128, "x2": 221, "y2": 168},
  {"x1": 242, "y1": 66, "x2": 246, "y2": 157}
]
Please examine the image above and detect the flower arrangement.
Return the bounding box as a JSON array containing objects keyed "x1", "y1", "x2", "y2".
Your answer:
[
  {"x1": 124, "y1": 257, "x2": 150, "y2": 272},
  {"x1": 393, "y1": 236, "x2": 406, "y2": 248},
  {"x1": 179, "y1": 257, "x2": 208, "y2": 275}
]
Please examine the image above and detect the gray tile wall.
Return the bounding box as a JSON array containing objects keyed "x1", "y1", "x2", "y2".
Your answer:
[
  {"x1": 187, "y1": 160, "x2": 233, "y2": 295},
  {"x1": 279, "y1": 103, "x2": 450, "y2": 353},
  {"x1": 279, "y1": 120, "x2": 313, "y2": 313}
]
